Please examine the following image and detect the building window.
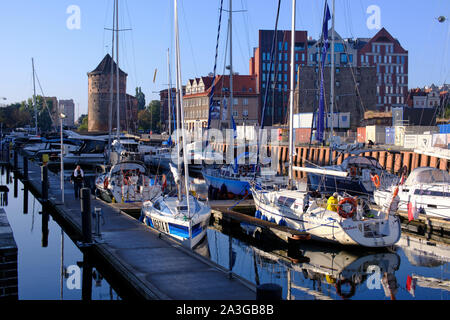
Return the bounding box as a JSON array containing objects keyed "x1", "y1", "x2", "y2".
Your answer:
[
  {"x1": 243, "y1": 109, "x2": 248, "y2": 116},
  {"x1": 302, "y1": 53, "x2": 305, "y2": 61},
  {"x1": 243, "y1": 98, "x2": 248, "y2": 106},
  {"x1": 233, "y1": 98, "x2": 238, "y2": 105},
  {"x1": 284, "y1": 53, "x2": 288, "y2": 61},
  {"x1": 285, "y1": 42, "x2": 288, "y2": 50},
  {"x1": 233, "y1": 110, "x2": 238, "y2": 117},
  {"x1": 284, "y1": 73, "x2": 287, "y2": 81},
  {"x1": 295, "y1": 53, "x2": 298, "y2": 61}
]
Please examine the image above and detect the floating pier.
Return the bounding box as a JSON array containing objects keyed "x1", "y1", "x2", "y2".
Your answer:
[
  {"x1": 0, "y1": 208, "x2": 18, "y2": 300},
  {"x1": 11, "y1": 151, "x2": 256, "y2": 300}
]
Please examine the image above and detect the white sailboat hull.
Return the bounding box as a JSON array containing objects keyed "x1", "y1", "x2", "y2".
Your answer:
[
  {"x1": 140, "y1": 196, "x2": 211, "y2": 249},
  {"x1": 252, "y1": 188, "x2": 401, "y2": 247}
]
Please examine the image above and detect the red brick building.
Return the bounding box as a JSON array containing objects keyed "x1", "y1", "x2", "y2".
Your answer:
[
  {"x1": 357, "y1": 28, "x2": 408, "y2": 111},
  {"x1": 183, "y1": 74, "x2": 259, "y2": 133},
  {"x1": 249, "y1": 30, "x2": 309, "y2": 126}
]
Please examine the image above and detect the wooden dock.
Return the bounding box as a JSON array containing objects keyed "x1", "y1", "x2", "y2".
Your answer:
[
  {"x1": 0, "y1": 208, "x2": 18, "y2": 300},
  {"x1": 11, "y1": 153, "x2": 256, "y2": 300}
]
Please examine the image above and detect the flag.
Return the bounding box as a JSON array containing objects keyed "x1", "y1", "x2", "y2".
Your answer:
[
  {"x1": 315, "y1": 2, "x2": 331, "y2": 142},
  {"x1": 406, "y1": 275, "x2": 416, "y2": 297},
  {"x1": 407, "y1": 198, "x2": 418, "y2": 221}
]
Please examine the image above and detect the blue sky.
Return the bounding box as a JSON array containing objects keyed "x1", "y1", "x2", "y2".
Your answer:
[{"x1": 0, "y1": 0, "x2": 449, "y2": 120}]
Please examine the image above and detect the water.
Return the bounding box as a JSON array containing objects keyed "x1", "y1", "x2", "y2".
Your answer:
[
  {"x1": 2, "y1": 165, "x2": 449, "y2": 300},
  {"x1": 0, "y1": 167, "x2": 120, "y2": 300},
  {"x1": 189, "y1": 178, "x2": 450, "y2": 300},
  {"x1": 201, "y1": 227, "x2": 449, "y2": 300}
]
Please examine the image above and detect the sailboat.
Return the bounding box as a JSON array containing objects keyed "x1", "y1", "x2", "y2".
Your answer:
[
  {"x1": 140, "y1": 0, "x2": 211, "y2": 249},
  {"x1": 250, "y1": 0, "x2": 402, "y2": 247}
]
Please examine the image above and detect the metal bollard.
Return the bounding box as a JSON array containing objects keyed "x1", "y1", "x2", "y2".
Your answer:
[
  {"x1": 13, "y1": 149, "x2": 18, "y2": 171},
  {"x1": 41, "y1": 165, "x2": 48, "y2": 202},
  {"x1": 80, "y1": 188, "x2": 92, "y2": 244},
  {"x1": 23, "y1": 156, "x2": 28, "y2": 181},
  {"x1": 93, "y1": 207, "x2": 102, "y2": 238},
  {"x1": 256, "y1": 283, "x2": 282, "y2": 300}
]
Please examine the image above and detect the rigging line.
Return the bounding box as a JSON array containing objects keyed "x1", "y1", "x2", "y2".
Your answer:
[
  {"x1": 206, "y1": 0, "x2": 224, "y2": 134},
  {"x1": 179, "y1": 0, "x2": 199, "y2": 78},
  {"x1": 124, "y1": 0, "x2": 139, "y2": 89},
  {"x1": 254, "y1": 0, "x2": 282, "y2": 174},
  {"x1": 34, "y1": 70, "x2": 56, "y2": 127},
  {"x1": 240, "y1": 0, "x2": 251, "y2": 57},
  {"x1": 102, "y1": 0, "x2": 113, "y2": 58}
]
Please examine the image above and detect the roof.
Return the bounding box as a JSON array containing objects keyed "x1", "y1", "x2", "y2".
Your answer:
[
  {"x1": 88, "y1": 54, "x2": 127, "y2": 76},
  {"x1": 184, "y1": 74, "x2": 258, "y2": 98}
]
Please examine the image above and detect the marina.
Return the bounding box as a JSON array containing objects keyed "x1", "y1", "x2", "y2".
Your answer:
[
  {"x1": 0, "y1": 0, "x2": 449, "y2": 304},
  {"x1": 0, "y1": 148, "x2": 447, "y2": 300}
]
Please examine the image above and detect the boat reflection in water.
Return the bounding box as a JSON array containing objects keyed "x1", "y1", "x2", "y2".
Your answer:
[{"x1": 251, "y1": 242, "x2": 400, "y2": 300}]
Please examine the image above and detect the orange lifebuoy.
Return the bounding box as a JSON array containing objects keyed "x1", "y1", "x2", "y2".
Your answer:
[
  {"x1": 337, "y1": 197, "x2": 357, "y2": 219},
  {"x1": 103, "y1": 177, "x2": 109, "y2": 189},
  {"x1": 371, "y1": 174, "x2": 381, "y2": 189},
  {"x1": 349, "y1": 166, "x2": 357, "y2": 176}
]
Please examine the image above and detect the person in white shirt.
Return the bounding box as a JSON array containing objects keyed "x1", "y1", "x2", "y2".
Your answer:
[{"x1": 70, "y1": 165, "x2": 84, "y2": 199}]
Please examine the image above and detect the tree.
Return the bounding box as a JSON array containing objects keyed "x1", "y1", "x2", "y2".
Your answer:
[
  {"x1": 77, "y1": 114, "x2": 88, "y2": 125},
  {"x1": 148, "y1": 100, "x2": 161, "y2": 132},
  {"x1": 137, "y1": 100, "x2": 161, "y2": 133},
  {"x1": 135, "y1": 87, "x2": 146, "y2": 111},
  {"x1": 137, "y1": 109, "x2": 152, "y2": 131}
]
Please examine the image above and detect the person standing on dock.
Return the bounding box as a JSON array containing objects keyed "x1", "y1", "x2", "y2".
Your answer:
[{"x1": 70, "y1": 165, "x2": 84, "y2": 199}]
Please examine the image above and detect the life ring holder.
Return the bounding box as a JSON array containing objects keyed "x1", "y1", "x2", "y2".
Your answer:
[
  {"x1": 337, "y1": 197, "x2": 357, "y2": 219},
  {"x1": 103, "y1": 177, "x2": 109, "y2": 189},
  {"x1": 349, "y1": 166, "x2": 357, "y2": 177}
]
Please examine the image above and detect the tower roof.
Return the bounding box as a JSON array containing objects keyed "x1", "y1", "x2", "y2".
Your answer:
[{"x1": 88, "y1": 54, "x2": 127, "y2": 76}]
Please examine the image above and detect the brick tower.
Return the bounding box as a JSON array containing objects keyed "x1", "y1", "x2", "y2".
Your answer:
[{"x1": 87, "y1": 54, "x2": 127, "y2": 132}]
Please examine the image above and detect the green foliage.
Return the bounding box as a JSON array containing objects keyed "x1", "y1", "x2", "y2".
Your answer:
[
  {"x1": 138, "y1": 100, "x2": 161, "y2": 132},
  {"x1": 77, "y1": 114, "x2": 88, "y2": 132}
]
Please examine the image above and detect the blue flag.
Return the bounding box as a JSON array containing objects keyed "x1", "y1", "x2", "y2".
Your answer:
[{"x1": 316, "y1": 2, "x2": 331, "y2": 142}]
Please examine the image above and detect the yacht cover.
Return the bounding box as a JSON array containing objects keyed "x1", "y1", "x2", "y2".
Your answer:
[{"x1": 405, "y1": 167, "x2": 450, "y2": 186}]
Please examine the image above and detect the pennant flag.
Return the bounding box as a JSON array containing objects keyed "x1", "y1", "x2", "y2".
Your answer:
[
  {"x1": 407, "y1": 198, "x2": 418, "y2": 221},
  {"x1": 315, "y1": 2, "x2": 331, "y2": 142},
  {"x1": 406, "y1": 275, "x2": 416, "y2": 297}
]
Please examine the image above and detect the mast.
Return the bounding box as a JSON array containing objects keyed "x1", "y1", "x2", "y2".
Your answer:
[
  {"x1": 167, "y1": 48, "x2": 172, "y2": 136},
  {"x1": 115, "y1": 0, "x2": 120, "y2": 137},
  {"x1": 329, "y1": 0, "x2": 335, "y2": 163},
  {"x1": 108, "y1": 0, "x2": 116, "y2": 156},
  {"x1": 228, "y1": 0, "x2": 233, "y2": 130},
  {"x1": 288, "y1": 0, "x2": 296, "y2": 185},
  {"x1": 174, "y1": 0, "x2": 191, "y2": 216},
  {"x1": 32, "y1": 58, "x2": 37, "y2": 135}
]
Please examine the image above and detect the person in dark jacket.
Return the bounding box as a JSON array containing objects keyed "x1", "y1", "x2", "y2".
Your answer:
[{"x1": 71, "y1": 165, "x2": 84, "y2": 199}]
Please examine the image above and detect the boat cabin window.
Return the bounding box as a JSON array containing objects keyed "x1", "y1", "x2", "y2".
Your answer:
[
  {"x1": 277, "y1": 196, "x2": 295, "y2": 207},
  {"x1": 78, "y1": 140, "x2": 106, "y2": 154},
  {"x1": 177, "y1": 205, "x2": 188, "y2": 212},
  {"x1": 414, "y1": 189, "x2": 450, "y2": 197}
]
